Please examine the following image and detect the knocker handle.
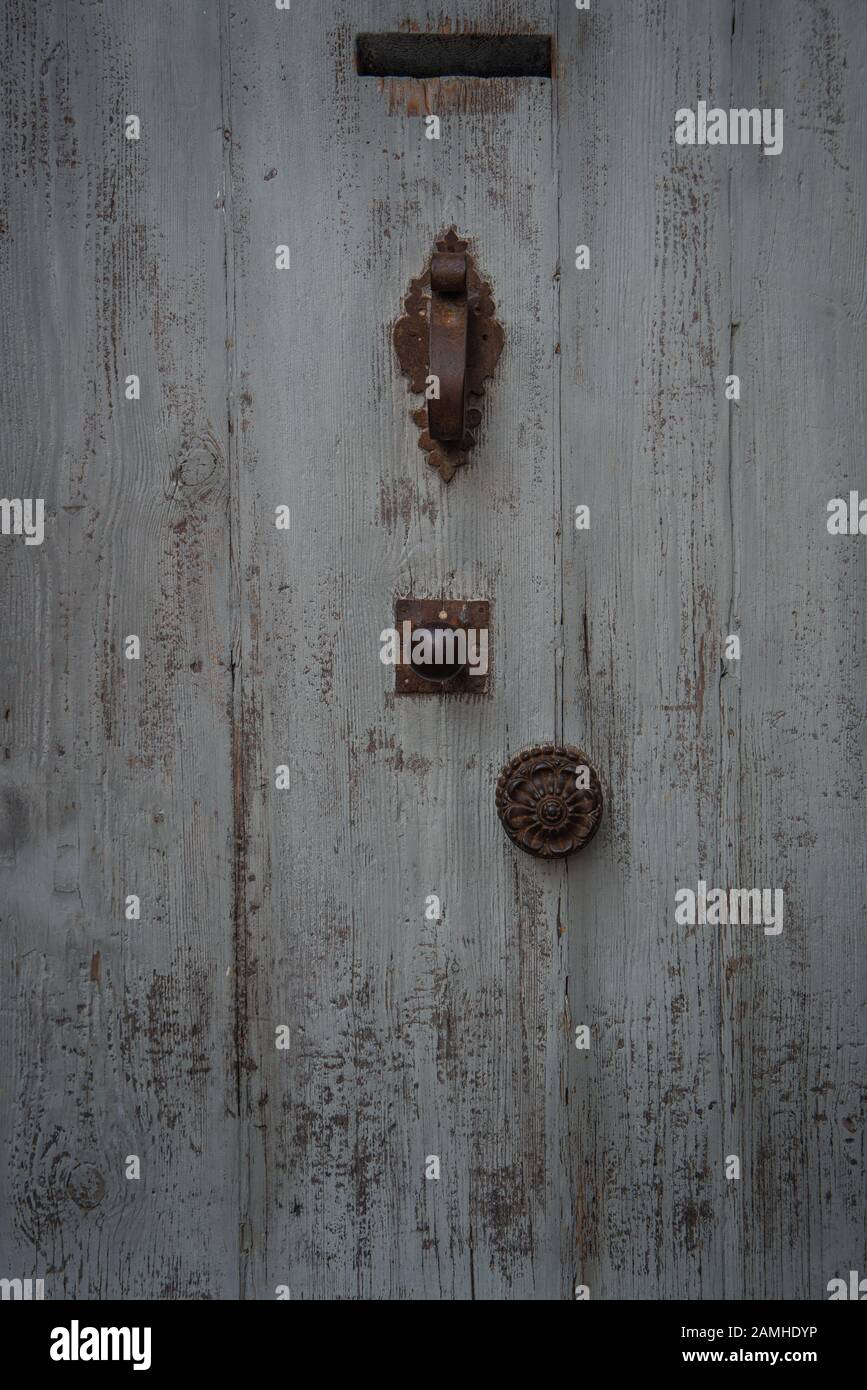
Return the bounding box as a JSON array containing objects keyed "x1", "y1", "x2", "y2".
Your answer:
[{"x1": 428, "y1": 250, "x2": 468, "y2": 442}]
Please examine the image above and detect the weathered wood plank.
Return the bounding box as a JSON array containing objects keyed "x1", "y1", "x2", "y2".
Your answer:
[
  {"x1": 559, "y1": 0, "x2": 865, "y2": 1301},
  {"x1": 558, "y1": 0, "x2": 737, "y2": 1300},
  {"x1": 728, "y1": 0, "x2": 866, "y2": 1299},
  {"x1": 0, "y1": 0, "x2": 238, "y2": 1297},
  {"x1": 225, "y1": 0, "x2": 566, "y2": 1299}
]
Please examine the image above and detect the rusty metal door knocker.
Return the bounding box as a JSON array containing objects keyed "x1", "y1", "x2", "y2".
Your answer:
[
  {"x1": 428, "y1": 245, "x2": 468, "y2": 444},
  {"x1": 394, "y1": 228, "x2": 504, "y2": 482}
]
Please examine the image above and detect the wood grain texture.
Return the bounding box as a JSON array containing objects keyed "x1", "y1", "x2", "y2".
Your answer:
[
  {"x1": 558, "y1": 0, "x2": 866, "y2": 1299},
  {"x1": 726, "y1": 0, "x2": 866, "y2": 1299},
  {"x1": 226, "y1": 0, "x2": 566, "y2": 1302},
  {"x1": 0, "y1": 0, "x2": 238, "y2": 1297},
  {"x1": 558, "y1": 0, "x2": 738, "y2": 1299},
  {"x1": 0, "y1": 0, "x2": 863, "y2": 1301}
]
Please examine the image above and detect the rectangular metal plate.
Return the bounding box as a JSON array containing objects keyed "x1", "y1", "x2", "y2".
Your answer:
[{"x1": 394, "y1": 599, "x2": 491, "y2": 696}]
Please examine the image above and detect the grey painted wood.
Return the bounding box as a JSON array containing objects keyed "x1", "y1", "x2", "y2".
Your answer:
[
  {"x1": 558, "y1": 0, "x2": 739, "y2": 1300},
  {"x1": 726, "y1": 0, "x2": 866, "y2": 1299},
  {"x1": 0, "y1": 0, "x2": 238, "y2": 1297},
  {"x1": 558, "y1": 0, "x2": 866, "y2": 1299},
  {"x1": 227, "y1": 0, "x2": 565, "y2": 1302},
  {"x1": 0, "y1": 0, "x2": 863, "y2": 1301}
]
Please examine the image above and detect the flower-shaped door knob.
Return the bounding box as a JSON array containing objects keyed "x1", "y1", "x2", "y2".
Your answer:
[{"x1": 495, "y1": 744, "x2": 603, "y2": 859}]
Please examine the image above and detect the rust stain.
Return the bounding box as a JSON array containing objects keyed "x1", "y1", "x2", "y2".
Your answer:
[
  {"x1": 376, "y1": 477, "x2": 415, "y2": 531},
  {"x1": 575, "y1": 1175, "x2": 598, "y2": 1265},
  {"x1": 695, "y1": 633, "x2": 706, "y2": 727},
  {"x1": 383, "y1": 76, "x2": 518, "y2": 116},
  {"x1": 725, "y1": 954, "x2": 751, "y2": 981}
]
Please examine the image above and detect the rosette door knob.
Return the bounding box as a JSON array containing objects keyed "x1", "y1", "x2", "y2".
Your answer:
[{"x1": 495, "y1": 745, "x2": 603, "y2": 859}]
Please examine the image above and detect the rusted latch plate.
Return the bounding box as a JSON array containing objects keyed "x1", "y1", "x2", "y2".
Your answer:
[
  {"x1": 392, "y1": 598, "x2": 490, "y2": 695},
  {"x1": 393, "y1": 229, "x2": 504, "y2": 482}
]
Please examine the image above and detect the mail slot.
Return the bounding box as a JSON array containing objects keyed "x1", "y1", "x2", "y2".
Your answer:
[{"x1": 355, "y1": 33, "x2": 553, "y2": 79}]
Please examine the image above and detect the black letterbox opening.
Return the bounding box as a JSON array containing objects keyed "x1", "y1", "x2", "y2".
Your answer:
[{"x1": 355, "y1": 33, "x2": 553, "y2": 80}]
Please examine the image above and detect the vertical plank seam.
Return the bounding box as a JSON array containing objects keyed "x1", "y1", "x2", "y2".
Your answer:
[
  {"x1": 551, "y1": 0, "x2": 571, "y2": 1302},
  {"x1": 218, "y1": 0, "x2": 249, "y2": 1301},
  {"x1": 721, "y1": 0, "x2": 745, "y2": 1301}
]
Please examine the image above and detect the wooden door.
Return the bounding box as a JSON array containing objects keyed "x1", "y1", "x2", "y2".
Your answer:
[{"x1": 0, "y1": 0, "x2": 863, "y2": 1301}]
